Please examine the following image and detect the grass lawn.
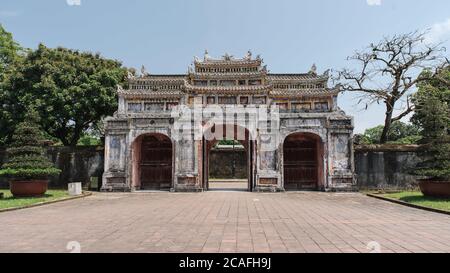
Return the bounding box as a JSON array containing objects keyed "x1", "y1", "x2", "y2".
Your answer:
[
  {"x1": 0, "y1": 189, "x2": 69, "y2": 210},
  {"x1": 381, "y1": 191, "x2": 450, "y2": 212}
]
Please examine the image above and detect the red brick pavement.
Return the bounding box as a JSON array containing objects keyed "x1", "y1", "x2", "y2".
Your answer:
[{"x1": 0, "y1": 191, "x2": 449, "y2": 253}]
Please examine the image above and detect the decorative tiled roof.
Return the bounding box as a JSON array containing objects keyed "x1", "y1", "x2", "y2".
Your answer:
[
  {"x1": 195, "y1": 58, "x2": 262, "y2": 66},
  {"x1": 194, "y1": 52, "x2": 262, "y2": 67},
  {"x1": 189, "y1": 72, "x2": 265, "y2": 79},
  {"x1": 118, "y1": 89, "x2": 183, "y2": 99},
  {"x1": 185, "y1": 83, "x2": 270, "y2": 94},
  {"x1": 267, "y1": 73, "x2": 328, "y2": 82},
  {"x1": 130, "y1": 74, "x2": 186, "y2": 82},
  {"x1": 122, "y1": 52, "x2": 336, "y2": 98},
  {"x1": 270, "y1": 88, "x2": 339, "y2": 98}
]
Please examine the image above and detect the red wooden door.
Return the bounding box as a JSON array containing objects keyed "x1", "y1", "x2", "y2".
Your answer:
[
  {"x1": 140, "y1": 135, "x2": 172, "y2": 190},
  {"x1": 283, "y1": 136, "x2": 318, "y2": 190}
]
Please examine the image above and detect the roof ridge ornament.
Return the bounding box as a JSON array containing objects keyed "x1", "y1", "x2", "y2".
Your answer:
[
  {"x1": 260, "y1": 64, "x2": 268, "y2": 73},
  {"x1": 141, "y1": 65, "x2": 149, "y2": 76},
  {"x1": 244, "y1": 50, "x2": 252, "y2": 60},
  {"x1": 127, "y1": 70, "x2": 135, "y2": 79},
  {"x1": 204, "y1": 49, "x2": 210, "y2": 61},
  {"x1": 222, "y1": 52, "x2": 233, "y2": 61},
  {"x1": 187, "y1": 64, "x2": 194, "y2": 74},
  {"x1": 309, "y1": 63, "x2": 317, "y2": 75}
]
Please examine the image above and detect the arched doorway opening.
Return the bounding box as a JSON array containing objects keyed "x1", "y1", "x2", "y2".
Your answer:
[
  {"x1": 132, "y1": 133, "x2": 173, "y2": 190},
  {"x1": 283, "y1": 132, "x2": 324, "y2": 190},
  {"x1": 202, "y1": 124, "x2": 254, "y2": 191}
]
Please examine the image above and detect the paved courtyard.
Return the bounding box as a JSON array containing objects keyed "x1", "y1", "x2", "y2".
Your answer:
[{"x1": 1, "y1": 191, "x2": 450, "y2": 253}]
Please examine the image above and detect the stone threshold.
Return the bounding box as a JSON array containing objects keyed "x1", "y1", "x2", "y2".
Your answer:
[
  {"x1": 366, "y1": 193, "x2": 450, "y2": 216},
  {"x1": 209, "y1": 179, "x2": 248, "y2": 183}
]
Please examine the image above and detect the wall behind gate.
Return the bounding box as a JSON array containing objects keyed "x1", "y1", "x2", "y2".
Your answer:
[
  {"x1": 354, "y1": 145, "x2": 421, "y2": 189},
  {"x1": 0, "y1": 144, "x2": 423, "y2": 190},
  {"x1": 209, "y1": 147, "x2": 247, "y2": 179},
  {"x1": 0, "y1": 146, "x2": 104, "y2": 189}
]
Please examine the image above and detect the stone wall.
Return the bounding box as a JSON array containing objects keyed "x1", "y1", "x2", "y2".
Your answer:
[
  {"x1": 0, "y1": 146, "x2": 104, "y2": 189},
  {"x1": 354, "y1": 145, "x2": 421, "y2": 190},
  {"x1": 209, "y1": 144, "x2": 422, "y2": 189},
  {"x1": 0, "y1": 144, "x2": 423, "y2": 190},
  {"x1": 209, "y1": 146, "x2": 247, "y2": 179}
]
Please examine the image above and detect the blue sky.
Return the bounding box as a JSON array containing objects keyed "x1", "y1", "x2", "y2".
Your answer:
[{"x1": 1, "y1": 0, "x2": 450, "y2": 132}]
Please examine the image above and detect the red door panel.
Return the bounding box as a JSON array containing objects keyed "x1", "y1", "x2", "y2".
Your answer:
[
  {"x1": 283, "y1": 135, "x2": 318, "y2": 190},
  {"x1": 140, "y1": 135, "x2": 172, "y2": 190}
]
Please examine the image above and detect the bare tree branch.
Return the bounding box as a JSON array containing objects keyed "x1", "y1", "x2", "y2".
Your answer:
[{"x1": 335, "y1": 30, "x2": 447, "y2": 143}]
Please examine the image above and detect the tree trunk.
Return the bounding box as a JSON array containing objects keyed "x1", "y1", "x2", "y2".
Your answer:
[
  {"x1": 380, "y1": 101, "x2": 394, "y2": 144},
  {"x1": 69, "y1": 127, "x2": 82, "y2": 147}
]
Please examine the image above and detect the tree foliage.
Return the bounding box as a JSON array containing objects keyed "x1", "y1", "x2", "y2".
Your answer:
[
  {"x1": 357, "y1": 121, "x2": 421, "y2": 144},
  {"x1": 5, "y1": 44, "x2": 127, "y2": 146},
  {"x1": 0, "y1": 110, "x2": 61, "y2": 179},
  {"x1": 0, "y1": 24, "x2": 22, "y2": 73},
  {"x1": 411, "y1": 66, "x2": 450, "y2": 180},
  {"x1": 0, "y1": 24, "x2": 24, "y2": 145},
  {"x1": 337, "y1": 31, "x2": 448, "y2": 143}
]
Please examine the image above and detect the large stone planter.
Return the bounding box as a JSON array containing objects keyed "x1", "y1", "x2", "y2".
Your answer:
[
  {"x1": 419, "y1": 180, "x2": 450, "y2": 198},
  {"x1": 10, "y1": 180, "x2": 48, "y2": 197}
]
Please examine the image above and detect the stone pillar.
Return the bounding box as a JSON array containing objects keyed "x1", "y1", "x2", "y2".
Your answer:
[
  {"x1": 254, "y1": 132, "x2": 282, "y2": 192},
  {"x1": 101, "y1": 128, "x2": 129, "y2": 192},
  {"x1": 172, "y1": 131, "x2": 202, "y2": 192},
  {"x1": 327, "y1": 116, "x2": 356, "y2": 191}
]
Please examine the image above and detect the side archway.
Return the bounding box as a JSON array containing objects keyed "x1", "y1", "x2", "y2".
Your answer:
[
  {"x1": 283, "y1": 132, "x2": 324, "y2": 190},
  {"x1": 131, "y1": 133, "x2": 173, "y2": 190}
]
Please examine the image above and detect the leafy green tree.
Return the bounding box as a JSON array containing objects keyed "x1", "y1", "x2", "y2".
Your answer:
[
  {"x1": 7, "y1": 44, "x2": 127, "y2": 146},
  {"x1": 0, "y1": 24, "x2": 24, "y2": 145},
  {"x1": 0, "y1": 110, "x2": 60, "y2": 179},
  {"x1": 411, "y1": 67, "x2": 450, "y2": 180},
  {"x1": 358, "y1": 121, "x2": 421, "y2": 144},
  {"x1": 412, "y1": 66, "x2": 450, "y2": 141},
  {"x1": 0, "y1": 24, "x2": 22, "y2": 73}
]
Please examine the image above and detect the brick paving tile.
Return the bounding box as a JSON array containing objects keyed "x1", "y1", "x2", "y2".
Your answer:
[{"x1": 0, "y1": 191, "x2": 450, "y2": 253}]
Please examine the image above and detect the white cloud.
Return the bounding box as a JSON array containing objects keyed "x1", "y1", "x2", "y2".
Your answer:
[
  {"x1": 66, "y1": 0, "x2": 81, "y2": 6},
  {"x1": 425, "y1": 18, "x2": 450, "y2": 44},
  {"x1": 366, "y1": 0, "x2": 382, "y2": 6},
  {"x1": 0, "y1": 10, "x2": 20, "y2": 17}
]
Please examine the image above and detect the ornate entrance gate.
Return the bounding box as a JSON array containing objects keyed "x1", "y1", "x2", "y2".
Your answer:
[{"x1": 139, "y1": 134, "x2": 172, "y2": 190}]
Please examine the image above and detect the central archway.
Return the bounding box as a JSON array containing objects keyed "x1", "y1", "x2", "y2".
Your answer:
[
  {"x1": 202, "y1": 124, "x2": 255, "y2": 191},
  {"x1": 132, "y1": 133, "x2": 173, "y2": 190}
]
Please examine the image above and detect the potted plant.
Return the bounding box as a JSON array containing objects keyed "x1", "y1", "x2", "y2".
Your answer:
[
  {"x1": 0, "y1": 110, "x2": 61, "y2": 197},
  {"x1": 411, "y1": 74, "x2": 450, "y2": 198}
]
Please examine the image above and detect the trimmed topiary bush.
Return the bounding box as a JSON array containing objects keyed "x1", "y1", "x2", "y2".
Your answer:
[{"x1": 0, "y1": 110, "x2": 61, "y2": 180}]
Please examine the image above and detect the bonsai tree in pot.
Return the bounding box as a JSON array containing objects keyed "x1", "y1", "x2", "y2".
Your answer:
[
  {"x1": 411, "y1": 69, "x2": 450, "y2": 198},
  {"x1": 0, "y1": 110, "x2": 61, "y2": 197}
]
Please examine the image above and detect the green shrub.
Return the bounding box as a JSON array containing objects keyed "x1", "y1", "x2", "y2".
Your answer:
[
  {"x1": 0, "y1": 110, "x2": 61, "y2": 180},
  {"x1": 77, "y1": 134, "x2": 102, "y2": 146}
]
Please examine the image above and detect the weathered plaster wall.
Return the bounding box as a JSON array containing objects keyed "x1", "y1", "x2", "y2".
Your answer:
[
  {"x1": 354, "y1": 145, "x2": 421, "y2": 189},
  {"x1": 209, "y1": 147, "x2": 247, "y2": 179},
  {"x1": 0, "y1": 146, "x2": 104, "y2": 189},
  {"x1": 0, "y1": 144, "x2": 422, "y2": 190},
  {"x1": 212, "y1": 144, "x2": 422, "y2": 189}
]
